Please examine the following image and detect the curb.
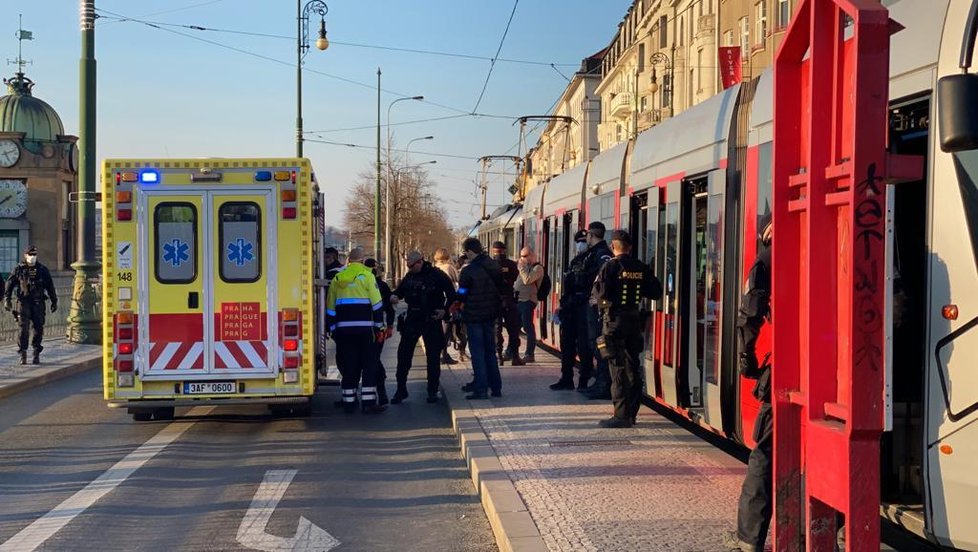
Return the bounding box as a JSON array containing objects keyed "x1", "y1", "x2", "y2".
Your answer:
[
  {"x1": 441, "y1": 365, "x2": 549, "y2": 552},
  {"x1": 0, "y1": 354, "x2": 102, "y2": 401}
]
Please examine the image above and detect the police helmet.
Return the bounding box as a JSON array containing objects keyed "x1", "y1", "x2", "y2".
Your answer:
[{"x1": 573, "y1": 230, "x2": 588, "y2": 243}]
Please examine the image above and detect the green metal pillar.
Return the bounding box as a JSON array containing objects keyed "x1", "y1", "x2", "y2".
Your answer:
[
  {"x1": 296, "y1": 0, "x2": 303, "y2": 158},
  {"x1": 68, "y1": 0, "x2": 101, "y2": 344}
]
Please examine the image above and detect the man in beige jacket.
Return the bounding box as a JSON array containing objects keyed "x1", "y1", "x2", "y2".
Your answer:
[{"x1": 515, "y1": 247, "x2": 544, "y2": 362}]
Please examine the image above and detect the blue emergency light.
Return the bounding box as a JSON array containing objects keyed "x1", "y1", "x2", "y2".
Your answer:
[
  {"x1": 255, "y1": 171, "x2": 272, "y2": 182},
  {"x1": 140, "y1": 170, "x2": 160, "y2": 184}
]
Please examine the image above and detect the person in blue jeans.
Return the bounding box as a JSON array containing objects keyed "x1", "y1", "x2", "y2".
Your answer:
[
  {"x1": 514, "y1": 247, "x2": 544, "y2": 362},
  {"x1": 454, "y1": 237, "x2": 504, "y2": 400}
]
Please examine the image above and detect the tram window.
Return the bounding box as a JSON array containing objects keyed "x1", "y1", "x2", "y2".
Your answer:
[
  {"x1": 704, "y1": 195, "x2": 724, "y2": 384},
  {"x1": 219, "y1": 202, "x2": 262, "y2": 283},
  {"x1": 593, "y1": 192, "x2": 617, "y2": 229},
  {"x1": 154, "y1": 203, "x2": 197, "y2": 284},
  {"x1": 757, "y1": 142, "x2": 774, "y2": 247}
]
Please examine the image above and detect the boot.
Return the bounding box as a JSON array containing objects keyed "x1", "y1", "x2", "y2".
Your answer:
[
  {"x1": 524, "y1": 353, "x2": 535, "y2": 363},
  {"x1": 576, "y1": 376, "x2": 592, "y2": 392},
  {"x1": 509, "y1": 354, "x2": 526, "y2": 366},
  {"x1": 32, "y1": 351, "x2": 39, "y2": 365},
  {"x1": 19, "y1": 351, "x2": 27, "y2": 365},
  {"x1": 441, "y1": 353, "x2": 458, "y2": 365},
  {"x1": 461, "y1": 382, "x2": 475, "y2": 392},
  {"x1": 390, "y1": 387, "x2": 409, "y2": 404},
  {"x1": 549, "y1": 378, "x2": 574, "y2": 391},
  {"x1": 377, "y1": 386, "x2": 389, "y2": 407},
  {"x1": 598, "y1": 416, "x2": 633, "y2": 428}
]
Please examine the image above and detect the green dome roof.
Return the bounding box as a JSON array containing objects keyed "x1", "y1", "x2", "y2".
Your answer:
[{"x1": 0, "y1": 73, "x2": 65, "y2": 147}]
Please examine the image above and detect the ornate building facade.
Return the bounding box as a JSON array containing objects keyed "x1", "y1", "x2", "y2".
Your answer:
[{"x1": 0, "y1": 72, "x2": 79, "y2": 277}]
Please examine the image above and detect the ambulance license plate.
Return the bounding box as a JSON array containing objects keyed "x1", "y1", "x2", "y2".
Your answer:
[{"x1": 184, "y1": 381, "x2": 236, "y2": 395}]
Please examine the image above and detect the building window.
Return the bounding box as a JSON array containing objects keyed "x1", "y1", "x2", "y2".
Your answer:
[
  {"x1": 697, "y1": 48, "x2": 703, "y2": 92},
  {"x1": 0, "y1": 231, "x2": 18, "y2": 278},
  {"x1": 638, "y1": 42, "x2": 646, "y2": 73},
  {"x1": 778, "y1": 0, "x2": 791, "y2": 27},
  {"x1": 755, "y1": 1, "x2": 768, "y2": 46},
  {"x1": 739, "y1": 17, "x2": 750, "y2": 59},
  {"x1": 659, "y1": 15, "x2": 668, "y2": 48},
  {"x1": 679, "y1": 17, "x2": 684, "y2": 46},
  {"x1": 662, "y1": 74, "x2": 672, "y2": 108},
  {"x1": 723, "y1": 30, "x2": 735, "y2": 46}
]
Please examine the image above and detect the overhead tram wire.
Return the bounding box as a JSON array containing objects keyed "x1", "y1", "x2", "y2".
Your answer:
[
  {"x1": 303, "y1": 138, "x2": 479, "y2": 161},
  {"x1": 472, "y1": 0, "x2": 520, "y2": 113},
  {"x1": 95, "y1": 10, "x2": 534, "y2": 121}
]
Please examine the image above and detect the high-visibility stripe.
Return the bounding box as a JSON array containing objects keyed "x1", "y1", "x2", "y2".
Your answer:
[
  {"x1": 335, "y1": 320, "x2": 374, "y2": 328},
  {"x1": 361, "y1": 387, "x2": 376, "y2": 393},
  {"x1": 372, "y1": 301, "x2": 383, "y2": 311},
  {"x1": 176, "y1": 342, "x2": 204, "y2": 370},
  {"x1": 336, "y1": 297, "x2": 371, "y2": 305},
  {"x1": 342, "y1": 389, "x2": 356, "y2": 395},
  {"x1": 326, "y1": 309, "x2": 336, "y2": 316}
]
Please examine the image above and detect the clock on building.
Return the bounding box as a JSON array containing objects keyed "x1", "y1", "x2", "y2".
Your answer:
[
  {"x1": 0, "y1": 139, "x2": 20, "y2": 168},
  {"x1": 0, "y1": 179, "x2": 28, "y2": 218}
]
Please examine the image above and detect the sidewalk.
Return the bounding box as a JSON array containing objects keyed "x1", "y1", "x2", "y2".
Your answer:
[
  {"x1": 440, "y1": 350, "x2": 747, "y2": 552},
  {"x1": 0, "y1": 338, "x2": 103, "y2": 400}
]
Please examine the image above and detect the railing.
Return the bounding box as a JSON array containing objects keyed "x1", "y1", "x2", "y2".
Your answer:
[
  {"x1": 609, "y1": 92, "x2": 634, "y2": 117},
  {"x1": 0, "y1": 274, "x2": 102, "y2": 344}
]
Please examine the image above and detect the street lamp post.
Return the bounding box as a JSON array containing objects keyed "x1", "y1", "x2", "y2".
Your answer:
[
  {"x1": 379, "y1": 95, "x2": 422, "y2": 260},
  {"x1": 296, "y1": 0, "x2": 329, "y2": 158},
  {"x1": 648, "y1": 46, "x2": 675, "y2": 120}
]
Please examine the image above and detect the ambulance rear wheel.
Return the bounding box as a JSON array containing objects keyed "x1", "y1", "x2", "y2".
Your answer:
[
  {"x1": 293, "y1": 403, "x2": 312, "y2": 417},
  {"x1": 154, "y1": 407, "x2": 175, "y2": 421},
  {"x1": 132, "y1": 412, "x2": 152, "y2": 422}
]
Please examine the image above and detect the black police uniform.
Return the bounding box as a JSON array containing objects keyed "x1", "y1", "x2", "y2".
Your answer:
[
  {"x1": 555, "y1": 233, "x2": 596, "y2": 389},
  {"x1": 494, "y1": 253, "x2": 522, "y2": 363},
  {"x1": 591, "y1": 249, "x2": 661, "y2": 426},
  {"x1": 392, "y1": 261, "x2": 456, "y2": 402},
  {"x1": 731, "y1": 242, "x2": 773, "y2": 551},
  {"x1": 579, "y1": 239, "x2": 613, "y2": 397},
  {"x1": 374, "y1": 272, "x2": 396, "y2": 405},
  {"x1": 4, "y1": 257, "x2": 58, "y2": 364}
]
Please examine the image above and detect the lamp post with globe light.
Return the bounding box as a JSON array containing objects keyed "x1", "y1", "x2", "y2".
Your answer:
[{"x1": 296, "y1": 0, "x2": 329, "y2": 157}]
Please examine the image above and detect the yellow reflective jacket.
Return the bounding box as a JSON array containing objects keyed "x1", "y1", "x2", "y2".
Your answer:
[{"x1": 325, "y1": 262, "x2": 385, "y2": 336}]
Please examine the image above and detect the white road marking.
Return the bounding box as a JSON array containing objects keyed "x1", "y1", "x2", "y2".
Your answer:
[
  {"x1": 236, "y1": 470, "x2": 340, "y2": 552},
  {"x1": 0, "y1": 406, "x2": 214, "y2": 552}
]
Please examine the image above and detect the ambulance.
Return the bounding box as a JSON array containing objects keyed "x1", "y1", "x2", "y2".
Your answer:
[{"x1": 101, "y1": 158, "x2": 325, "y2": 421}]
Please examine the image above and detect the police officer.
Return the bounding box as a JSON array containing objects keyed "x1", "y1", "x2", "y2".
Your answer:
[
  {"x1": 323, "y1": 246, "x2": 344, "y2": 284},
  {"x1": 365, "y1": 258, "x2": 395, "y2": 406},
  {"x1": 551, "y1": 230, "x2": 594, "y2": 390},
  {"x1": 591, "y1": 231, "x2": 662, "y2": 428},
  {"x1": 4, "y1": 246, "x2": 57, "y2": 365},
  {"x1": 724, "y1": 216, "x2": 773, "y2": 552},
  {"x1": 491, "y1": 241, "x2": 524, "y2": 366},
  {"x1": 390, "y1": 250, "x2": 456, "y2": 404},
  {"x1": 325, "y1": 247, "x2": 387, "y2": 414},
  {"x1": 580, "y1": 222, "x2": 614, "y2": 399}
]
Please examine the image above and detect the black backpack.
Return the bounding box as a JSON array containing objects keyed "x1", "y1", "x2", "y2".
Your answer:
[{"x1": 535, "y1": 264, "x2": 552, "y2": 302}]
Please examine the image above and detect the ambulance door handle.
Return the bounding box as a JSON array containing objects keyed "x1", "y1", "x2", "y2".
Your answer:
[{"x1": 188, "y1": 292, "x2": 199, "y2": 309}]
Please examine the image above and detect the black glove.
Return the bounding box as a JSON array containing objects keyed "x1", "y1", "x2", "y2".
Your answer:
[{"x1": 50, "y1": 302, "x2": 58, "y2": 313}]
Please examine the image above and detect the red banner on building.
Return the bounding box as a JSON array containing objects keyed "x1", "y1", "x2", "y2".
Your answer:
[{"x1": 718, "y1": 46, "x2": 742, "y2": 89}]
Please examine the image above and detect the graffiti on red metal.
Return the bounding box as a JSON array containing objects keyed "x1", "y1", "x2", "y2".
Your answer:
[
  {"x1": 853, "y1": 163, "x2": 885, "y2": 373},
  {"x1": 221, "y1": 302, "x2": 261, "y2": 341}
]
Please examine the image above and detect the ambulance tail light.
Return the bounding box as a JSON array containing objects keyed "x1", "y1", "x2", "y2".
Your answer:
[
  {"x1": 284, "y1": 339, "x2": 299, "y2": 351},
  {"x1": 282, "y1": 207, "x2": 297, "y2": 219},
  {"x1": 283, "y1": 325, "x2": 298, "y2": 337},
  {"x1": 118, "y1": 342, "x2": 134, "y2": 355},
  {"x1": 118, "y1": 327, "x2": 133, "y2": 340},
  {"x1": 281, "y1": 190, "x2": 297, "y2": 202},
  {"x1": 115, "y1": 311, "x2": 136, "y2": 385},
  {"x1": 117, "y1": 359, "x2": 134, "y2": 372},
  {"x1": 281, "y1": 310, "x2": 301, "y2": 377},
  {"x1": 283, "y1": 356, "x2": 300, "y2": 369},
  {"x1": 118, "y1": 208, "x2": 132, "y2": 221}
]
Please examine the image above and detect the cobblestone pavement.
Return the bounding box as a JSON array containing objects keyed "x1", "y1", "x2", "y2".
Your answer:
[{"x1": 445, "y1": 350, "x2": 748, "y2": 552}]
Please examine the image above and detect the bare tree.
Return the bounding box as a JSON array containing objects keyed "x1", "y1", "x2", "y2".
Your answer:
[{"x1": 342, "y1": 149, "x2": 453, "y2": 281}]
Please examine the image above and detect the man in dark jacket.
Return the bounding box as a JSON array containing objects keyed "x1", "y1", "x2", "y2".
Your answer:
[
  {"x1": 724, "y1": 216, "x2": 773, "y2": 552},
  {"x1": 580, "y1": 222, "x2": 614, "y2": 399},
  {"x1": 390, "y1": 251, "x2": 456, "y2": 404},
  {"x1": 455, "y1": 238, "x2": 503, "y2": 400},
  {"x1": 4, "y1": 245, "x2": 57, "y2": 365},
  {"x1": 552, "y1": 230, "x2": 595, "y2": 390},
  {"x1": 491, "y1": 241, "x2": 524, "y2": 366},
  {"x1": 592, "y1": 230, "x2": 662, "y2": 428},
  {"x1": 365, "y1": 258, "x2": 396, "y2": 406}
]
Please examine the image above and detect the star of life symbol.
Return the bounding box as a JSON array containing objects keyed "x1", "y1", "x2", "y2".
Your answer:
[
  {"x1": 162, "y1": 238, "x2": 190, "y2": 267},
  {"x1": 227, "y1": 238, "x2": 255, "y2": 266}
]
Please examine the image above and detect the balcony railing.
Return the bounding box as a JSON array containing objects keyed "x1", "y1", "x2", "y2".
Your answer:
[{"x1": 609, "y1": 92, "x2": 634, "y2": 118}]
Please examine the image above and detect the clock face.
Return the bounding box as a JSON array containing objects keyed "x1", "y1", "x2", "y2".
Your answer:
[
  {"x1": 0, "y1": 179, "x2": 27, "y2": 218},
  {"x1": 0, "y1": 140, "x2": 20, "y2": 168}
]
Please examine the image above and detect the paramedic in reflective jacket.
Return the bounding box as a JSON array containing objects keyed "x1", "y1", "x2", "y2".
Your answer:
[
  {"x1": 723, "y1": 216, "x2": 773, "y2": 552},
  {"x1": 591, "y1": 231, "x2": 661, "y2": 428}
]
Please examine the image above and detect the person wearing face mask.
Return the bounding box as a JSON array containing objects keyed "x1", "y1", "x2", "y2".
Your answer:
[
  {"x1": 4, "y1": 246, "x2": 57, "y2": 365},
  {"x1": 579, "y1": 222, "x2": 614, "y2": 401},
  {"x1": 552, "y1": 230, "x2": 595, "y2": 391}
]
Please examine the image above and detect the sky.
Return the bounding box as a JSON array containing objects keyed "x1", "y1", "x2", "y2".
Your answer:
[{"x1": 4, "y1": 0, "x2": 630, "y2": 229}]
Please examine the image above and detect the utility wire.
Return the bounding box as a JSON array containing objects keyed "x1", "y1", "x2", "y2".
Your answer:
[
  {"x1": 472, "y1": 0, "x2": 519, "y2": 112},
  {"x1": 304, "y1": 138, "x2": 479, "y2": 161}
]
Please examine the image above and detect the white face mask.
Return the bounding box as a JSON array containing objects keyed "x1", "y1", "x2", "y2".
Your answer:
[
  {"x1": 575, "y1": 242, "x2": 587, "y2": 254},
  {"x1": 25, "y1": 255, "x2": 37, "y2": 265}
]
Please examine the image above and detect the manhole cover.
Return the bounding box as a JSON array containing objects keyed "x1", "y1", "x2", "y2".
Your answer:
[{"x1": 549, "y1": 439, "x2": 634, "y2": 447}]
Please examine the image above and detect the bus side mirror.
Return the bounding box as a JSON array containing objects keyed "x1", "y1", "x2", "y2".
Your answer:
[{"x1": 938, "y1": 73, "x2": 978, "y2": 152}]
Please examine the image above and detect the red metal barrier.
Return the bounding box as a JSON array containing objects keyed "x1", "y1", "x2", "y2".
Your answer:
[{"x1": 772, "y1": 1, "x2": 890, "y2": 550}]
